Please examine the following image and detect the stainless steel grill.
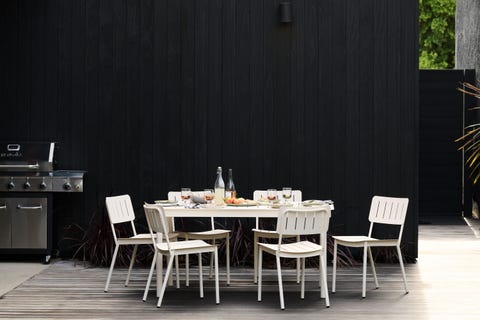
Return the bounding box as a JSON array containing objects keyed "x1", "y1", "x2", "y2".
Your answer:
[{"x1": 0, "y1": 142, "x2": 85, "y2": 263}]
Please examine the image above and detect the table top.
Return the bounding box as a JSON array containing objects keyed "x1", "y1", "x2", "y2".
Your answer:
[{"x1": 162, "y1": 203, "x2": 333, "y2": 218}]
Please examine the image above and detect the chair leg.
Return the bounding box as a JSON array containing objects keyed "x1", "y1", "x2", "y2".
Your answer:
[
  {"x1": 199, "y1": 253, "x2": 204, "y2": 298},
  {"x1": 214, "y1": 247, "x2": 220, "y2": 304},
  {"x1": 253, "y1": 233, "x2": 259, "y2": 283},
  {"x1": 125, "y1": 244, "x2": 138, "y2": 287},
  {"x1": 301, "y1": 257, "x2": 305, "y2": 299},
  {"x1": 296, "y1": 235, "x2": 301, "y2": 283},
  {"x1": 156, "y1": 252, "x2": 163, "y2": 298},
  {"x1": 143, "y1": 251, "x2": 157, "y2": 301},
  {"x1": 157, "y1": 254, "x2": 175, "y2": 308},
  {"x1": 319, "y1": 254, "x2": 322, "y2": 288},
  {"x1": 362, "y1": 243, "x2": 368, "y2": 298},
  {"x1": 226, "y1": 235, "x2": 230, "y2": 285},
  {"x1": 332, "y1": 240, "x2": 337, "y2": 293},
  {"x1": 257, "y1": 248, "x2": 263, "y2": 302},
  {"x1": 186, "y1": 236, "x2": 190, "y2": 287},
  {"x1": 396, "y1": 245, "x2": 409, "y2": 294},
  {"x1": 367, "y1": 247, "x2": 379, "y2": 288},
  {"x1": 209, "y1": 239, "x2": 215, "y2": 279},
  {"x1": 319, "y1": 253, "x2": 330, "y2": 308},
  {"x1": 276, "y1": 255, "x2": 285, "y2": 310},
  {"x1": 168, "y1": 254, "x2": 174, "y2": 286},
  {"x1": 175, "y1": 255, "x2": 180, "y2": 289},
  {"x1": 104, "y1": 244, "x2": 119, "y2": 292}
]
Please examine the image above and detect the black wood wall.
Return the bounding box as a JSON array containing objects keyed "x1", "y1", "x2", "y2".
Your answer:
[
  {"x1": 0, "y1": 0, "x2": 419, "y2": 259},
  {"x1": 419, "y1": 70, "x2": 475, "y2": 218}
]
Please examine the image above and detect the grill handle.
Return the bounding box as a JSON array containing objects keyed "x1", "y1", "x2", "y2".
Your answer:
[
  {"x1": 16, "y1": 204, "x2": 42, "y2": 210},
  {"x1": 0, "y1": 204, "x2": 6, "y2": 210},
  {"x1": 0, "y1": 163, "x2": 39, "y2": 169}
]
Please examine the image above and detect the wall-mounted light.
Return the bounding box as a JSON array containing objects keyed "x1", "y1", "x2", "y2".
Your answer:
[{"x1": 279, "y1": 2, "x2": 293, "y2": 23}]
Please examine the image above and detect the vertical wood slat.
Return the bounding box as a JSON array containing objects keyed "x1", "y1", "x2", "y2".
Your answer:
[
  {"x1": 152, "y1": 0, "x2": 168, "y2": 194},
  {"x1": 139, "y1": 0, "x2": 154, "y2": 201},
  {"x1": 0, "y1": 0, "x2": 419, "y2": 258}
]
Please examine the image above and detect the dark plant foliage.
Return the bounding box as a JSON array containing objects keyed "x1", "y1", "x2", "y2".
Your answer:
[
  {"x1": 456, "y1": 82, "x2": 480, "y2": 184},
  {"x1": 63, "y1": 205, "x2": 153, "y2": 267}
]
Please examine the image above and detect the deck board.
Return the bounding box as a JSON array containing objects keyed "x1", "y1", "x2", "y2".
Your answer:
[{"x1": 1, "y1": 217, "x2": 479, "y2": 319}]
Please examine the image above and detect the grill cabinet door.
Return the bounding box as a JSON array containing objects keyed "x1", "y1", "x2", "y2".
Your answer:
[
  {"x1": 11, "y1": 198, "x2": 47, "y2": 249},
  {"x1": 0, "y1": 199, "x2": 11, "y2": 248}
]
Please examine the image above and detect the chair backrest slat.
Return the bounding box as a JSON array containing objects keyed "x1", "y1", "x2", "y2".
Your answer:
[
  {"x1": 252, "y1": 190, "x2": 303, "y2": 229},
  {"x1": 168, "y1": 191, "x2": 214, "y2": 230},
  {"x1": 106, "y1": 194, "x2": 136, "y2": 225},
  {"x1": 368, "y1": 196, "x2": 409, "y2": 226},
  {"x1": 144, "y1": 205, "x2": 171, "y2": 250},
  {"x1": 168, "y1": 191, "x2": 205, "y2": 202},
  {"x1": 276, "y1": 206, "x2": 330, "y2": 236},
  {"x1": 253, "y1": 190, "x2": 302, "y2": 202}
]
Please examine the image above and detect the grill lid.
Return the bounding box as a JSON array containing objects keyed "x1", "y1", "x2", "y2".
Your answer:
[{"x1": 0, "y1": 142, "x2": 55, "y2": 172}]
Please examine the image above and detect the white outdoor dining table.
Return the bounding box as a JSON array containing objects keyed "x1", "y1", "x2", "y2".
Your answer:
[{"x1": 154, "y1": 204, "x2": 332, "y2": 299}]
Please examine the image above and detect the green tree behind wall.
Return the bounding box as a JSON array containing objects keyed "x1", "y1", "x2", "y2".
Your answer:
[{"x1": 419, "y1": 0, "x2": 456, "y2": 69}]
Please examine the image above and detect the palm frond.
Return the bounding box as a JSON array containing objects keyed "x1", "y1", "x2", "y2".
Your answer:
[
  {"x1": 458, "y1": 82, "x2": 480, "y2": 184},
  {"x1": 455, "y1": 127, "x2": 480, "y2": 143}
]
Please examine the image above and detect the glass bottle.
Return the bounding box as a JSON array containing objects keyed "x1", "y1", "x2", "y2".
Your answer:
[
  {"x1": 214, "y1": 166, "x2": 225, "y2": 205},
  {"x1": 225, "y1": 168, "x2": 236, "y2": 198}
]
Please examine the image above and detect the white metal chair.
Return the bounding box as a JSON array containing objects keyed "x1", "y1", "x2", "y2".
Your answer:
[
  {"x1": 257, "y1": 206, "x2": 331, "y2": 310},
  {"x1": 104, "y1": 194, "x2": 178, "y2": 292},
  {"x1": 143, "y1": 204, "x2": 220, "y2": 307},
  {"x1": 168, "y1": 191, "x2": 230, "y2": 285},
  {"x1": 252, "y1": 190, "x2": 302, "y2": 283},
  {"x1": 332, "y1": 195, "x2": 409, "y2": 298}
]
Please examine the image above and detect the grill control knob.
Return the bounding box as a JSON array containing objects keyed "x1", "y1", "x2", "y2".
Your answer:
[
  {"x1": 63, "y1": 182, "x2": 72, "y2": 191},
  {"x1": 23, "y1": 181, "x2": 31, "y2": 190},
  {"x1": 7, "y1": 181, "x2": 15, "y2": 190},
  {"x1": 39, "y1": 181, "x2": 47, "y2": 190}
]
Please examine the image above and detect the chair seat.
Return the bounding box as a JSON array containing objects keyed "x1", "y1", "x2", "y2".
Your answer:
[
  {"x1": 118, "y1": 232, "x2": 178, "y2": 244},
  {"x1": 252, "y1": 228, "x2": 298, "y2": 238},
  {"x1": 168, "y1": 190, "x2": 232, "y2": 286},
  {"x1": 143, "y1": 204, "x2": 220, "y2": 307},
  {"x1": 333, "y1": 235, "x2": 398, "y2": 247},
  {"x1": 183, "y1": 229, "x2": 230, "y2": 238},
  {"x1": 256, "y1": 207, "x2": 331, "y2": 310},
  {"x1": 331, "y1": 196, "x2": 409, "y2": 298},
  {"x1": 258, "y1": 240, "x2": 323, "y2": 258},
  {"x1": 156, "y1": 239, "x2": 215, "y2": 253}
]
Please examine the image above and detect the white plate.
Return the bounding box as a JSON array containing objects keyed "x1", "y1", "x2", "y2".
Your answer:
[
  {"x1": 302, "y1": 200, "x2": 326, "y2": 207},
  {"x1": 154, "y1": 200, "x2": 178, "y2": 207},
  {"x1": 271, "y1": 203, "x2": 294, "y2": 209},
  {"x1": 226, "y1": 202, "x2": 257, "y2": 207}
]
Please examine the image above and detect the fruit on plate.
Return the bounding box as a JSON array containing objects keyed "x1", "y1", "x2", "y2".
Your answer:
[
  {"x1": 224, "y1": 197, "x2": 245, "y2": 204},
  {"x1": 224, "y1": 197, "x2": 259, "y2": 205}
]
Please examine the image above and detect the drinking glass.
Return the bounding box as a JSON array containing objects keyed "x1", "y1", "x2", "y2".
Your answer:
[
  {"x1": 267, "y1": 189, "x2": 277, "y2": 202},
  {"x1": 204, "y1": 189, "x2": 214, "y2": 204},
  {"x1": 282, "y1": 187, "x2": 292, "y2": 203},
  {"x1": 181, "y1": 188, "x2": 192, "y2": 204}
]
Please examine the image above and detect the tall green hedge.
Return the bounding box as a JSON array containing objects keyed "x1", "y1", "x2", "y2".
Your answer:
[{"x1": 419, "y1": 0, "x2": 456, "y2": 69}]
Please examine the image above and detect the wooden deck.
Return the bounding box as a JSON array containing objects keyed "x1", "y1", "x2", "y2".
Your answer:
[{"x1": 1, "y1": 217, "x2": 479, "y2": 319}]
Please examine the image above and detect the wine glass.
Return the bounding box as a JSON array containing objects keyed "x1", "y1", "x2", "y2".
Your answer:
[
  {"x1": 282, "y1": 187, "x2": 292, "y2": 204},
  {"x1": 181, "y1": 188, "x2": 192, "y2": 204},
  {"x1": 267, "y1": 189, "x2": 277, "y2": 203},
  {"x1": 204, "y1": 189, "x2": 214, "y2": 204}
]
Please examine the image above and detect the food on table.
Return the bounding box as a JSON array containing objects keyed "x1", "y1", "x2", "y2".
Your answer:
[{"x1": 224, "y1": 197, "x2": 258, "y2": 205}]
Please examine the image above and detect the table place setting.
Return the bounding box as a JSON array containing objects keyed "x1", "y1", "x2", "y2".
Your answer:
[{"x1": 154, "y1": 194, "x2": 334, "y2": 210}]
